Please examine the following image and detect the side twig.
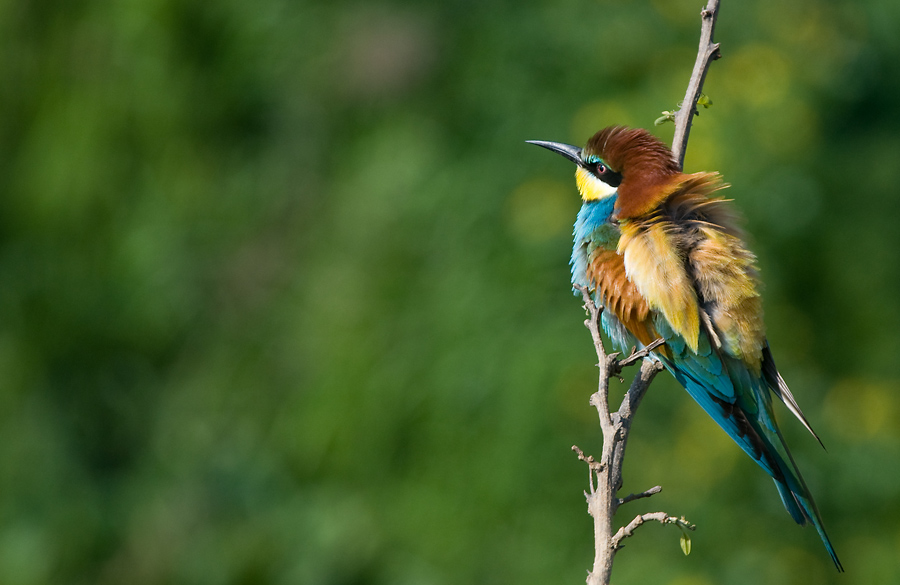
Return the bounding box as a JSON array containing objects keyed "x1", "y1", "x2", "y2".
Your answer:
[
  {"x1": 619, "y1": 485, "x2": 662, "y2": 506},
  {"x1": 671, "y1": 0, "x2": 722, "y2": 168},
  {"x1": 612, "y1": 513, "x2": 696, "y2": 550}
]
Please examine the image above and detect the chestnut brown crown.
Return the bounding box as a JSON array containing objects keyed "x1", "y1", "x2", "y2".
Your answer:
[{"x1": 584, "y1": 126, "x2": 682, "y2": 219}]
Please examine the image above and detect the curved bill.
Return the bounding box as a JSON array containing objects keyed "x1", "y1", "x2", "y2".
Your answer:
[{"x1": 526, "y1": 140, "x2": 585, "y2": 167}]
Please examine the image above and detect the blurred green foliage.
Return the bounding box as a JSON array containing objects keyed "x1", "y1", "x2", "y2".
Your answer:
[{"x1": 0, "y1": 0, "x2": 898, "y2": 583}]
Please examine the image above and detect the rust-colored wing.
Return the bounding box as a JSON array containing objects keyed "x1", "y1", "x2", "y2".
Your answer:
[{"x1": 586, "y1": 247, "x2": 660, "y2": 349}]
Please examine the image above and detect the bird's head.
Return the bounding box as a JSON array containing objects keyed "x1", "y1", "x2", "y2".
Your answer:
[{"x1": 528, "y1": 126, "x2": 682, "y2": 218}]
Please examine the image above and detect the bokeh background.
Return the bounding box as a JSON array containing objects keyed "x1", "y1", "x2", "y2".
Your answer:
[{"x1": 1, "y1": 0, "x2": 898, "y2": 583}]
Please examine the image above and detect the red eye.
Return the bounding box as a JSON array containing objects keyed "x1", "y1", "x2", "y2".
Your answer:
[{"x1": 597, "y1": 163, "x2": 607, "y2": 174}]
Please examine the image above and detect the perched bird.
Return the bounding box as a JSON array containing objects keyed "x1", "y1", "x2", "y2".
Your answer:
[{"x1": 528, "y1": 126, "x2": 842, "y2": 571}]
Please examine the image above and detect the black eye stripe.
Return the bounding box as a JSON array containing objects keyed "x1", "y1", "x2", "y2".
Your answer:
[{"x1": 589, "y1": 163, "x2": 622, "y2": 187}]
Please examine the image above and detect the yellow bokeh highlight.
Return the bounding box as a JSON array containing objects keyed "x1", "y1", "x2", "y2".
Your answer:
[
  {"x1": 506, "y1": 178, "x2": 576, "y2": 243},
  {"x1": 825, "y1": 378, "x2": 900, "y2": 441}
]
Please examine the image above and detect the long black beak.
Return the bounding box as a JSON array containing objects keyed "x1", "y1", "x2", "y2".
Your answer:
[{"x1": 526, "y1": 140, "x2": 585, "y2": 167}]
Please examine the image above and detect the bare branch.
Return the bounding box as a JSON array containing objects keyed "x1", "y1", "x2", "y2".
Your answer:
[
  {"x1": 572, "y1": 445, "x2": 604, "y2": 475},
  {"x1": 619, "y1": 485, "x2": 662, "y2": 506},
  {"x1": 611, "y1": 513, "x2": 696, "y2": 550},
  {"x1": 573, "y1": 445, "x2": 602, "y2": 494},
  {"x1": 574, "y1": 285, "x2": 615, "y2": 435},
  {"x1": 671, "y1": 0, "x2": 722, "y2": 168}
]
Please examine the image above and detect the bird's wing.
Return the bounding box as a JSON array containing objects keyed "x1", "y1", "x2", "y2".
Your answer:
[
  {"x1": 654, "y1": 317, "x2": 786, "y2": 478},
  {"x1": 617, "y1": 174, "x2": 769, "y2": 367},
  {"x1": 618, "y1": 219, "x2": 701, "y2": 351},
  {"x1": 620, "y1": 213, "x2": 818, "y2": 523},
  {"x1": 685, "y1": 220, "x2": 765, "y2": 367},
  {"x1": 668, "y1": 181, "x2": 823, "y2": 444},
  {"x1": 615, "y1": 178, "x2": 806, "y2": 467},
  {"x1": 585, "y1": 247, "x2": 658, "y2": 348},
  {"x1": 615, "y1": 175, "x2": 841, "y2": 570}
]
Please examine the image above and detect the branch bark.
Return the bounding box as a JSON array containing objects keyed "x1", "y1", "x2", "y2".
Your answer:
[{"x1": 671, "y1": 0, "x2": 722, "y2": 169}]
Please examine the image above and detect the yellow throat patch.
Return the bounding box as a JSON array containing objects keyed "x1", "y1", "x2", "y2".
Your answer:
[{"x1": 576, "y1": 166, "x2": 617, "y2": 201}]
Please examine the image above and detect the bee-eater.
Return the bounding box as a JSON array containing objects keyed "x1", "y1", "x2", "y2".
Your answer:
[{"x1": 528, "y1": 126, "x2": 842, "y2": 571}]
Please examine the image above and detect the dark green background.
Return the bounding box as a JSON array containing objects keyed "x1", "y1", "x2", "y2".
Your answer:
[{"x1": 1, "y1": 0, "x2": 897, "y2": 583}]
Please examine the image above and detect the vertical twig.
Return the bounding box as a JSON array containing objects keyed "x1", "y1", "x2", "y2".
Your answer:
[{"x1": 671, "y1": 0, "x2": 722, "y2": 168}]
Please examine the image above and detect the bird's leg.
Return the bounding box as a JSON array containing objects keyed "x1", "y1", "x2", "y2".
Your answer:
[{"x1": 616, "y1": 338, "x2": 666, "y2": 370}]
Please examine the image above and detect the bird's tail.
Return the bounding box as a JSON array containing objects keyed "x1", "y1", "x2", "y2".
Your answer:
[
  {"x1": 660, "y1": 349, "x2": 842, "y2": 571},
  {"x1": 767, "y1": 424, "x2": 844, "y2": 572}
]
